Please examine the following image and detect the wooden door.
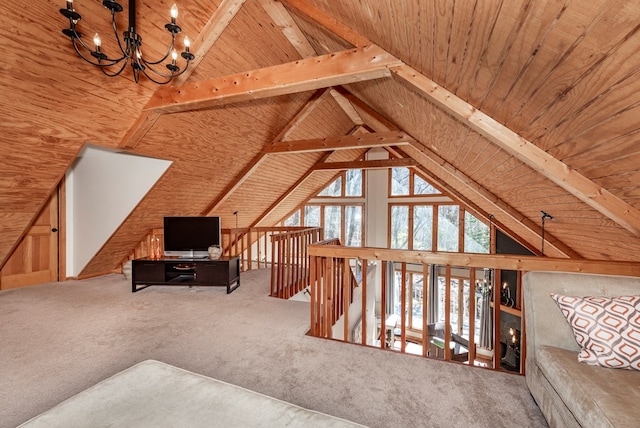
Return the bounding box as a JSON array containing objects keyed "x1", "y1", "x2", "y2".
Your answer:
[{"x1": 0, "y1": 192, "x2": 59, "y2": 289}]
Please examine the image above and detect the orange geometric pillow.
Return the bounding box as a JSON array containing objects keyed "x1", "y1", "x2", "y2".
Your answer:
[{"x1": 551, "y1": 294, "x2": 640, "y2": 370}]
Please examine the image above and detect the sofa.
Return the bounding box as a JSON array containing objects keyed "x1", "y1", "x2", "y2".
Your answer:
[{"x1": 523, "y1": 271, "x2": 640, "y2": 427}]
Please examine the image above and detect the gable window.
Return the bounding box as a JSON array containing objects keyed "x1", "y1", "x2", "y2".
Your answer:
[
  {"x1": 391, "y1": 167, "x2": 410, "y2": 196},
  {"x1": 390, "y1": 205, "x2": 409, "y2": 249},
  {"x1": 437, "y1": 205, "x2": 459, "y2": 252},
  {"x1": 282, "y1": 170, "x2": 364, "y2": 246},
  {"x1": 304, "y1": 206, "x2": 320, "y2": 227},
  {"x1": 464, "y1": 211, "x2": 490, "y2": 253},
  {"x1": 413, "y1": 205, "x2": 433, "y2": 250},
  {"x1": 414, "y1": 174, "x2": 440, "y2": 195},
  {"x1": 318, "y1": 176, "x2": 342, "y2": 197},
  {"x1": 345, "y1": 169, "x2": 363, "y2": 197},
  {"x1": 345, "y1": 205, "x2": 363, "y2": 247},
  {"x1": 283, "y1": 210, "x2": 300, "y2": 227},
  {"x1": 324, "y1": 206, "x2": 341, "y2": 240},
  {"x1": 317, "y1": 170, "x2": 364, "y2": 198},
  {"x1": 390, "y1": 167, "x2": 441, "y2": 197}
]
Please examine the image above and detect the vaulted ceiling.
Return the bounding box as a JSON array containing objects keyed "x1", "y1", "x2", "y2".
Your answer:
[{"x1": 2, "y1": 0, "x2": 640, "y2": 278}]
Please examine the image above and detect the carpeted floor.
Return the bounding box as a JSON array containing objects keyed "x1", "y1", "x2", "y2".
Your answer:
[{"x1": 0, "y1": 270, "x2": 547, "y2": 427}]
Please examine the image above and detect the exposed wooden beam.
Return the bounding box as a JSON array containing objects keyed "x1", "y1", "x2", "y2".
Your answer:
[
  {"x1": 144, "y1": 45, "x2": 401, "y2": 114},
  {"x1": 313, "y1": 158, "x2": 416, "y2": 171},
  {"x1": 175, "y1": 0, "x2": 248, "y2": 86},
  {"x1": 202, "y1": 152, "x2": 268, "y2": 216},
  {"x1": 252, "y1": 152, "x2": 334, "y2": 227},
  {"x1": 329, "y1": 89, "x2": 364, "y2": 125},
  {"x1": 117, "y1": 111, "x2": 160, "y2": 150},
  {"x1": 390, "y1": 65, "x2": 640, "y2": 238},
  {"x1": 203, "y1": 89, "x2": 328, "y2": 215},
  {"x1": 117, "y1": 0, "x2": 246, "y2": 149},
  {"x1": 308, "y1": 246, "x2": 640, "y2": 278},
  {"x1": 409, "y1": 162, "x2": 543, "y2": 255},
  {"x1": 276, "y1": 89, "x2": 331, "y2": 142},
  {"x1": 259, "y1": 4, "x2": 365, "y2": 127},
  {"x1": 281, "y1": 0, "x2": 640, "y2": 241},
  {"x1": 407, "y1": 141, "x2": 578, "y2": 258},
  {"x1": 259, "y1": 0, "x2": 317, "y2": 58},
  {"x1": 280, "y1": 0, "x2": 369, "y2": 47},
  {"x1": 265, "y1": 131, "x2": 414, "y2": 154},
  {"x1": 338, "y1": 92, "x2": 575, "y2": 257}
]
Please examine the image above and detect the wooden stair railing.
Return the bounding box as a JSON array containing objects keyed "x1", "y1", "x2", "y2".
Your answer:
[
  {"x1": 308, "y1": 239, "x2": 359, "y2": 339},
  {"x1": 306, "y1": 245, "x2": 640, "y2": 374},
  {"x1": 269, "y1": 228, "x2": 323, "y2": 298}
]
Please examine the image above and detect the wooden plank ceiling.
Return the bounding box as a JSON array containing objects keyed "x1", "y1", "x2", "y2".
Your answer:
[{"x1": 2, "y1": 0, "x2": 640, "y2": 277}]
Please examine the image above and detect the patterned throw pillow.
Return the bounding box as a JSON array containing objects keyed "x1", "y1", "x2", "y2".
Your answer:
[{"x1": 551, "y1": 294, "x2": 640, "y2": 370}]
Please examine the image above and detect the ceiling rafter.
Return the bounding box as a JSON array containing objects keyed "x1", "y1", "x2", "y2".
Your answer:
[
  {"x1": 118, "y1": 0, "x2": 247, "y2": 150},
  {"x1": 407, "y1": 143, "x2": 577, "y2": 258},
  {"x1": 265, "y1": 131, "x2": 414, "y2": 154},
  {"x1": 279, "y1": 0, "x2": 640, "y2": 239},
  {"x1": 391, "y1": 65, "x2": 640, "y2": 238},
  {"x1": 203, "y1": 88, "x2": 329, "y2": 216},
  {"x1": 313, "y1": 158, "x2": 417, "y2": 171},
  {"x1": 340, "y1": 89, "x2": 575, "y2": 258},
  {"x1": 259, "y1": 2, "x2": 365, "y2": 126},
  {"x1": 260, "y1": 0, "x2": 364, "y2": 125},
  {"x1": 258, "y1": 0, "x2": 317, "y2": 58},
  {"x1": 143, "y1": 45, "x2": 402, "y2": 114},
  {"x1": 253, "y1": 125, "x2": 370, "y2": 227},
  {"x1": 252, "y1": 152, "x2": 334, "y2": 227}
]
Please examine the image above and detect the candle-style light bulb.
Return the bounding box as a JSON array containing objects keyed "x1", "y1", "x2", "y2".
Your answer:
[
  {"x1": 170, "y1": 4, "x2": 179, "y2": 21},
  {"x1": 512, "y1": 335, "x2": 516, "y2": 343},
  {"x1": 93, "y1": 33, "x2": 101, "y2": 49},
  {"x1": 171, "y1": 50, "x2": 178, "y2": 63},
  {"x1": 184, "y1": 36, "x2": 190, "y2": 51},
  {"x1": 66, "y1": 0, "x2": 73, "y2": 9},
  {"x1": 509, "y1": 328, "x2": 514, "y2": 336}
]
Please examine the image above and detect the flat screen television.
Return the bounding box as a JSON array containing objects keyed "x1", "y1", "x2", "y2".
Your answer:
[{"x1": 163, "y1": 216, "x2": 221, "y2": 258}]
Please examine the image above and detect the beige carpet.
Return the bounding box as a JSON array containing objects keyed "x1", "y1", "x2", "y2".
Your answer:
[
  {"x1": 18, "y1": 360, "x2": 366, "y2": 427},
  {"x1": 0, "y1": 270, "x2": 547, "y2": 427}
]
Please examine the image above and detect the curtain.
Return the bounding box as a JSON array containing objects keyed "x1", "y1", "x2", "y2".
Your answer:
[
  {"x1": 427, "y1": 264, "x2": 438, "y2": 324},
  {"x1": 479, "y1": 270, "x2": 494, "y2": 349},
  {"x1": 385, "y1": 260, "x2": 395, "y2": 315}
]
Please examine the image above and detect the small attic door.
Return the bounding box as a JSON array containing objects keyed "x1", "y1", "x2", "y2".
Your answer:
[{"x1": 0, "y1": 191, "x2": 59, "y2": 289}]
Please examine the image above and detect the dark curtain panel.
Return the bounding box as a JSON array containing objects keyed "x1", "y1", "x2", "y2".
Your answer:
[
  {"x1": 386, "y1": 261, "x2": 395, "y2": 315},
  {"x1": 479, "y1": 269, "x2": 494, "y2": 349},
  {"x1": 427, "y1": 264, "x2": 438, "y2": 324}
]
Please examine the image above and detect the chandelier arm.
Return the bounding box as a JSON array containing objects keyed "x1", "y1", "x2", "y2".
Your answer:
[
  {"x1": 140, "y1": 36, "x2": 176, "y2": 66},
  {"x1": 110, "y1": 10, "x2": 129, "y2": 58},
  {"x1": 68, "y1": 25, "x2": 127, "y2": 65},
  {"x1": 139, "y1": 58, "x2": 191, "y2": 79},
  {"x1": 61, "y1": 0, "x2": 195, "y2": 84},
  {"x1": 139, "y1": 68, "x2": 173, "y2": 85},
  {"x1": 71, "y1": 39, "x2": 121, "y2": 67},
  {"x1": 98, "y1": 57, "x2": 130, "y2": 78}
]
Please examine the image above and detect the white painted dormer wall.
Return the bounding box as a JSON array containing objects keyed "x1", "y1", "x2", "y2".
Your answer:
[{"x1": 65, "y1": 145, "x2": 171, "y2": 278}]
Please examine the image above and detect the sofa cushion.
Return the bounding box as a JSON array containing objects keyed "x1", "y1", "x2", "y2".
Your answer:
[
  {"x1": 537, "y1": 345, "x2": 640, "y2": 428},
  {"x1": 551, "y1": 294, "x2": 640, "y2": 370}
]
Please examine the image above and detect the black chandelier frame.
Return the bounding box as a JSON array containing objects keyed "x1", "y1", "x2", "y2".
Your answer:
[{"x1": 60, "y1": 0, "x2": 195, "y2": 84}]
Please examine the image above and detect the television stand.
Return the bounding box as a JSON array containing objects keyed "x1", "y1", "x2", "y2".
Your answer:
[{"x1": 131, "y1": 256, "x2": 240, "y2": 293}]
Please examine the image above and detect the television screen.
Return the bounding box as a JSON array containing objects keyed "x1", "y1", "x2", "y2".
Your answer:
[{"x1": 163, "y1": 216, "x2": 221, "y2": 258}]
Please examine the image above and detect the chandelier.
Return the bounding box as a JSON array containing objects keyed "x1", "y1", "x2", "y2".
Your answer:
[{"x1": 59, "y1": 0, "x2": 195, "y2": 84}]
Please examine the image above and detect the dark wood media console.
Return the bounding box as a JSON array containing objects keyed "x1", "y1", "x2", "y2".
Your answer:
[{"x1": 131, "y1": 256, "x2": 240, "y2": 293}]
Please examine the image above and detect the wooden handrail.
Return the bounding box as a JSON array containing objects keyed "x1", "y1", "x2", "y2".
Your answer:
[
  {"x1": 269, "y1": 227, "x2": 323, "y2": 298},
  {"x1": 307, "y1": 244, "x2": 640, "y2": 374},
  {"x1": 308, "y1": 239, "x2": 359, "y2": 338}
]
